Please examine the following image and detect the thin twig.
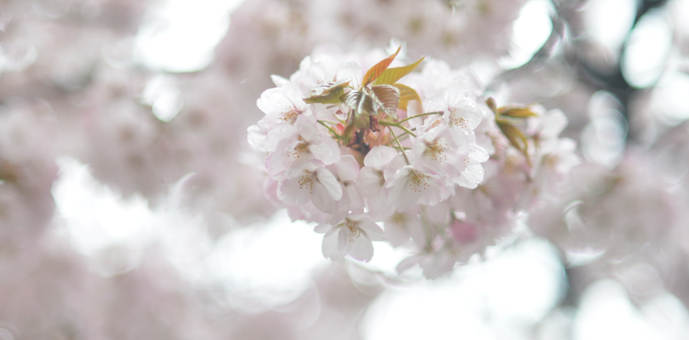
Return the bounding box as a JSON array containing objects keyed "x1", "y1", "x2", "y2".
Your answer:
[{"x1": 388, "y1": 126, "x2": 410, "y2": 165}]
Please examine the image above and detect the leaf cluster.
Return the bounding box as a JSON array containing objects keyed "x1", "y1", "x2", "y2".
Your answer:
[
  {"x1": 303, "y1": 47, "x2": 424, "y2": 122},
  {"x1": 488, "y1": 98, "x2": 540, "y2": 159}
]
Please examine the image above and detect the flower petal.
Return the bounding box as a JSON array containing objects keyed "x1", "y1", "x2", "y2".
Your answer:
[
  {"x1": 314, "y1": 223, "x2": 332, "y2": 234},
  {"x1": 338, "y1": 226, "x2": 352, "y2": 253},
  {"x1": 387, "y1": 167, "x2": 422, "y2": 212},
  {"x1": 335, "y1": 155, "x2": 360, "y2": 182},
  {"x1": 344, "y1": 185, "x2": 365, "y2": 214},
  {"x1": 364, "y1": 145, "x2": 398, "y2": 169},
  {"x1": 322, "y1": 229, "x2": 346, "y2": 261},
  {"x1": 309, "y1": 138, "x2": 341, "y2": 165},
  {"x1": 315, "y1": 167, "x2": 343, "y2": 200},
  {"x1": 277, "y1": 177, "x2": 311, "y2": 206},
  {"x1": 396, "y1": 254, "x2": 423, "y2": 273},
  {"x1": 358, "y1": 167, "x2": 383, "y2": 198},
  {"x1": 451, "y1": 97, "x2": 483, "y2": 130},
  {"x1": 366, "y1": 190, "x2": 394, "y2": 220},
  {"x1": 312, "y1": 181, "x2": 339, "y2": 214},
  {"x1": 358, "y1": 219, "x2": 385, "y2": 241},
  {"x1": 348, "y1": 236, "x2": 374, "y2": 262}
]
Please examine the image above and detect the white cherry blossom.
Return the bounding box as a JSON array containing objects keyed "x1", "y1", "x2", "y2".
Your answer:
[
  {"x1": 327, "y1": 155, "x2": 365, "y2": 220},
  {"x1": 396, "y1": 246, "x2": 458, "y2": 279},
  {"x1": 528, "y1": 108, "x2": 568, "y2": 151},
  {"x1": 424, "y1": 84, "x2": 484, "y2": 145},
  {"x1": 248, "y1": 84, "x2": 314, "y2": 152},
  {"x1": 386, "y1": 162, "x2": 452, "y2": 212},
  {"x1": 314, "y1": 214, "x2": 385, "y2": 262},
  {"x1": 277, "y1": 162, "x2": 342, "y2": 214},
  {"x1": 358, "y1": 146, "x2": 398, "y2": 197},
  {"x1": 384, "y1": 211, "x2": 425, "y2": 248},
  {"x1": 451, "y1": 146, "x2": 490, "y2": 189},
  {"x1": 267, "y1": 115, "x2": 340, "y2": 177}
]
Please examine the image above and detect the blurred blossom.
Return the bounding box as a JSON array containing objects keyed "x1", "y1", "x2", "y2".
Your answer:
[
  {"x1": 51, "y1": 157, "x2": 328, "y2": 311},
  {"x1": 52, "y1": 157, "x2": 158, "y2": 276},
  {"x1": 573, "y1": 280, "x2": 689, "y2": 340},
  {"x1": 651, "y1": 72, "x2": 689, "y2": 124},
  {"x1": 202, "y1": 211, "x2": 328, "y2": 311},
  {"x1": 499, "y1": 0, "x2": 554, "y2": 69},
  {"x1": 581, "y1": 91, "x2": 627, "y2": 168},
  {"x1": 580, "y1": 0, "x2": 637, "y2": 73},
  {"x1": 363, "y1": 238, "x2": 565, "y2": 339},
  {"x1": 0, "y1": 105, "x2": 57, "y2": 255},
  {"x1": 0, "y1": 42, "x2": 37, "y2": 74},
  {"x1": 621, "y1": 8, "x2": 673, "y2": 88},
  {"x1": 134, "y1": 0, "x2": 244, "y2": 72},
  {"x1": 141, "y1": 74, "x2": 184, "y2": 122},
  {"x1": 583, "y1": 0, "x2": 636, "y2": 50},
  {"x1": 529, "y1": 153, "x2": 681, "y2": 261}
]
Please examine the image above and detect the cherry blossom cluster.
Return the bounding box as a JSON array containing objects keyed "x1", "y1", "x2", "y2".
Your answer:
[{"x1": 248, "y1": 46, "x2": 579, "y2": 277}]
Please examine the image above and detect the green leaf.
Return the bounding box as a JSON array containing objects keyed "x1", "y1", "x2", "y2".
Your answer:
[
  {"x1": 343, "y1": 83, "x2": 402, "y2": 120},
  {"x1": 393, "y1": 83, "x2": 422, "y2": 111},
  {"x1": 303, "y1": 80, "x2": 350, "y2": 104},
  {"x1": 371, "y1": 85, "x2": 400, "y2": 117},
  {"x1": 343, "y1": 89, "x2": 373, "y2": 117},
  {"x1": 372, "y1": 57, "x2": 425, "y2": 86},
  {"x1": 499, "y1": 107, "x2": 538, "y2": 118},
  {"x1": 497, "y1": 121, "x2": 529, "y2": 156},
  {"x1": 362, "y1": 46, "x2": 401, "y2": 87}
]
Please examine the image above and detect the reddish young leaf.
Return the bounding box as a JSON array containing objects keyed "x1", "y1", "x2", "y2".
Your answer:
[{"x1": 361, "y1": 46, "x2": 401, "y2": 87}]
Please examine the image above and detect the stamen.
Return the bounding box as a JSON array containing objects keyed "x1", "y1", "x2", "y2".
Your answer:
[
  {"x1": 424, "y1": 140, "x2": 448, "y2": 162},
  {"x1": 345, "y1": 219, "x2": 361, "y2": 242},
  {"x1": 407, "y1": 169, "x2": 430, "y2": 192},
  {"x1": 281, "y1": 108, "x2": 300, "y2": 124},
  {"x1": 543, "y1": 154, "x2": 559, "y2": 170},
  {"x1": 390, "y1": 212, "x2": 407, "y2": 225},
  {"x1": 298, "y1": 171, "x2": 316, "y2": 193},
  {"x1": 449, "y1": 108, "x2": 468, "y2": 129},
  {"x1": 289, "y1": 136, "x2": 310, "y2": 159}
]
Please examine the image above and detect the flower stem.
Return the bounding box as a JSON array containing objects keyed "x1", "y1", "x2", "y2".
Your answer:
[
  {"x1": 379, "y1": 121, "x2": 416, "y2": 137},
  {"x1": 388, "y1": 126, "x2": 410, "y2": 165},
  {"x1": 397, "y1": 125, "x2": 416, "y2": 137},
  {"x1": 397, "y1": 133, "x2": 411, "y2": 142},
  {"x1": 317, "y1": 120, "x2": 339, "y2": 138},
  {"x1": 397, "y1": 111, "x2": 443, "y2": 124},
  {"x1": 391, "y1": 146, "x2": 411, "y2": 151}
]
